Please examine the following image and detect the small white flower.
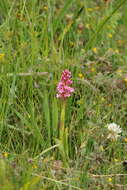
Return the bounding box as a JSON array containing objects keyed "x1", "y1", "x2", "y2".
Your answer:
[
  {"x1": 107, "y1": 123, "x2": 122, "y2": 141},
  {"x1": 108, "y1": 123, "x2": 122, "y2": 133}
]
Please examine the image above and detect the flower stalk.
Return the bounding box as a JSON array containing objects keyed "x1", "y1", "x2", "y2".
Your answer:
[
  {"x1": 56, "y1": 69, "x2": 74, "y2": 164},
  {"x1": 60, "y1": 99, "x2": 66, "y2": 139}
]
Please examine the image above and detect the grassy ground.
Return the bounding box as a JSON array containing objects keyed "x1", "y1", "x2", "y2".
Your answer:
[{"x1": 0, "y1": 0, "x2": 127, "y2": 189}]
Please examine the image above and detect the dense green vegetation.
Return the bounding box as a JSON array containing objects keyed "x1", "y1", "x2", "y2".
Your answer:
[{"x1": 0, "y1": 0, "x2": 127, "y2": 189}]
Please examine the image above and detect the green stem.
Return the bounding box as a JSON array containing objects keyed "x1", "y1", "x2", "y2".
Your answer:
[
  {"x1": 59, "y1": 99, "x2": 69, "y2": 166},
  {"x1": 60, "y1": 100, "x2": 66, "y2": 139}
]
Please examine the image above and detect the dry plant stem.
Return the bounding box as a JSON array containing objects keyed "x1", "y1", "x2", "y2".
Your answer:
[
  {"x1": 6, "y1": 72, "x2": 48, "y2": 77},
  {"x1": 90, "y1": 173, "x2": 127, "y2": 178},
  {"x1": 34, "y1": 144, "x2": 60, "y2": 160},
  {"x1": 32, "y1": 173, "x2": 83, "y2": 190}
]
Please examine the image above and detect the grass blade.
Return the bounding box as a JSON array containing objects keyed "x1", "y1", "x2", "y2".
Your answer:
[{"x1": 85, "y1": 0, "x2": 127, "y2": 50}]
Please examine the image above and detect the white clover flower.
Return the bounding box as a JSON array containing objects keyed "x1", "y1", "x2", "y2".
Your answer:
[{"x1": 107, "y1": 123, "x2": 122, "y2": 141}]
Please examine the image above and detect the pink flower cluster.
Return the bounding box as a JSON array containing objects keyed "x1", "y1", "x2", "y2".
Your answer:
[{"x1": 56, "y1": 70, "x2": 74, "y2": 99}]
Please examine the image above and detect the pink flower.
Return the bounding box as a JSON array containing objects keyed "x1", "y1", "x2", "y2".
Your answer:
[{"x1": 56, "y1": 70, "x2": 74, "y2": 99}]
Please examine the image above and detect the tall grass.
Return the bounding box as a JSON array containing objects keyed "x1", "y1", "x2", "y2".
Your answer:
[{"x1": 0, "y1": 0, "x2": 127, "y2": 189}]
